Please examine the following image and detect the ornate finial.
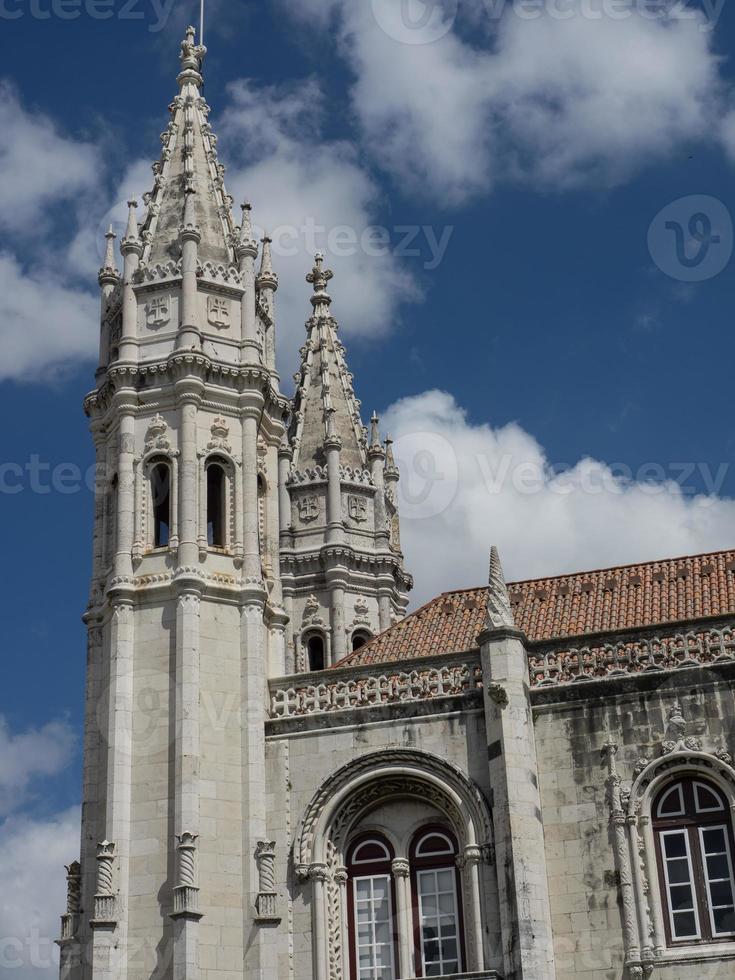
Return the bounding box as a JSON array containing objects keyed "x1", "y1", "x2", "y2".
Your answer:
[
  {"x1": 486, "y1": 545, "x2": 515, "y2": 630},
  {"x1": 238, "y1": 202, "x2": 257, "y2": 251},
  {"x1": 306, "y1": 252, "x2": 334, "y2": 305},
  {"x1": 179, "y1": 25, "x2": 206, "y2": 78}
]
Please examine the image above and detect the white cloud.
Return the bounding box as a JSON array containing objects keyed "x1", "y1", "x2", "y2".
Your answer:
[
  {"x1": 0, "y1": 806, "x2": 80, "y2": 980},
  {"x1": 0, "y1": 253, "x2": 98, "y2": 383},
  {"x1": 220, "y1": 79, "x2": 420, "y2": 361},
  {"x1": 0, "y1": 83, "x2": 99, "y2": 235},
  {"x1": 384, "y1": 390, "x2": 735, "y2": 605},
  {"x1": 0, "y1": 717, "x2": 76, "y2": 816},
  {"x1": 285, "y1": 0, "x2": 727, "y2": 200}
]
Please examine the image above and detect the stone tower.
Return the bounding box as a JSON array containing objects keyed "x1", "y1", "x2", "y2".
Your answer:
[
  {"x1": 64, "y1": 27, "x2": 291, "y2": 980},
  {"x1": 279, "y1": 254, "x2": 412, "y2": 672}
]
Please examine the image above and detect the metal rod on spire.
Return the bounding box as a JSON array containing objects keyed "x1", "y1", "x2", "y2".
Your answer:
[{"x1": 200, "y1": 0, "x2": 205, "y2": 46}]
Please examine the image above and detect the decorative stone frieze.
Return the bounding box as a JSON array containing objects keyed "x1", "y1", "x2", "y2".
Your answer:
[
  {"x1": 269, "y1": 656, "x2": 483, "y2": 718},
  {"x1": 529, "y1": 624, "x2": 735, "y2": 687}
]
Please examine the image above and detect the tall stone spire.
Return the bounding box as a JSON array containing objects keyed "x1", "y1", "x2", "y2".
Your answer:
[
  {"x1": 290, "y1": 254, "x2": 368, "y2": 472},
  {"x1": 136, "y1": 25, "x2": 237, "y2": 269},
  {"x1": 279, "y1": 256, "x2": 412, "y2": 671}
]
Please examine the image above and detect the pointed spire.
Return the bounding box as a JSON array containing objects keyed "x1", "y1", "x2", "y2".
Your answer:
[
  {"x1": 98, "y1": 225, "x2": 119, "y2": 285},
  {"x1": 370, "y1": 412, "x2": 381, "y2": 449},
  {"x1": 257, "y1": 235, "x2": 278, "y2": 289},
  {"x1": 236, "y1": 202, "x2": 258, "y2": 258},
  {"x1": 384, "y1": 437, "x2": 398, "y2": 477},
  {"x1": 486, "y1": 545, "x2": 515, "y2": 630},
  {"x1": 121, "y1": 200, "x2": 142, "y2": 257}
]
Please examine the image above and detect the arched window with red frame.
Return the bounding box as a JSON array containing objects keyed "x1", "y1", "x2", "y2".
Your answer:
[
  {"x1": 653, "y1": 776, "x2": 735, "y2": 945},
  {"x1": 347, "y1": 835, "x2": 398, "y2": 980},
  {"x1": 410, "y1": 828, "x2": 464, "y2": 977}
]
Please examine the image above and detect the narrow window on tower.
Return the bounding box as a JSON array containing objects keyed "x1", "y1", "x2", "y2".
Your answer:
[
  {"x1": 150, "y1": 463, "x2": 171, "y2": 548},
  {"x1": 307, "y1": 633, "x2": 325, "y2": 672},
  {"x1": 207, "y1": 461, "x2": 227, "y2": 548}
]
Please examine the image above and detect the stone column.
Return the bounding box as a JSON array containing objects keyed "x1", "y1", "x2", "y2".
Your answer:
[
  {"x1": 241, "y1": 396, "x2": 264, "y2": 580},
  {"x1": 97, "y1": 226, "x2": 118, "y2": 381},
  {"x1": 309, "y1": 864, "x2": 330, "y2": 980},
  {"x1": 479, "y1": 625, "x2": 556, "y2": 979},
  {"x1": 391, "y1": 858, "x2": 413, "y2": 979},
  {"x1": 240, "y1": 591, "x2": 277, "y2": 976},
  {"x1": 236, "y1": 203, "x2": 260, "y2": 363},
  {"x1": 57, "y1": 862, "x2": 82, "y2": 980},
  {"x1": 113, "y1": 396, "x2": 137, "y2": 581},
  {"x1": 170, "y1": 591, "x2": 203, "y2": 979},
  {"x1": 177, "y1": 190, "x2": 201, "y2": 350},
  {"x1": 324, "y1": 422, "x2": 343, "y2": 546},
  {"x1": 458, "y1": 845, "x2": 485, "y2": 972},
  {"x1": 334, "y1": 867, "x2": 350, "y2": 979},
  {"x1": 277, "y1": 439, "x2": 292, "y2": 539},
  {"x1": 176, "y1": 381, "x2": 203, "y2": 569},
  {"x1": 119, "y1": 201, "x2": 142, "y2": 363}
]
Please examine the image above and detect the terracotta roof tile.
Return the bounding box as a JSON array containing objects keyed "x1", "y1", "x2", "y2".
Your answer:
[{"x1": 337, "y1": 548, "x2": 735, "y2": 668}]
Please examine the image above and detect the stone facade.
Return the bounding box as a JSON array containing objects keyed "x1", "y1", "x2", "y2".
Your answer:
[{"x1": 57, "y1": 25, "x2": 735, "y2": 980}]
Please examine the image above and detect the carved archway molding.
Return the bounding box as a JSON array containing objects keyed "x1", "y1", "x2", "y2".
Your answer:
[
  {"x1": 604, "y1": 701, "x2": 735, "y2": 979},
  {"x1": 294, "y1": 748, "x2": 494, "y2": 873},
  {"x1": 293, "y1": 749, "x2": 494, "y2": 980}
]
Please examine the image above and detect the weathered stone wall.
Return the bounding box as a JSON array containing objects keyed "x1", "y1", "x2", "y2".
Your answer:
[
  {"x1": 534, "y1": 664, "x2": 735, "y2": 979},
  {"x1": 265, "y1": 701, "x2": 503, "y2": 979}
]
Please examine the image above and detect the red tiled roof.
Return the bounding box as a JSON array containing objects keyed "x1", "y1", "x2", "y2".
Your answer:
[{"x1": 337, "y1": 549, "x2": 735, "y2": 668}]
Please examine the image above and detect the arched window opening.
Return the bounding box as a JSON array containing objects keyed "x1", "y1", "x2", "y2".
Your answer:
[
  {"x1": 307, "y1": 633, "x2": 325, "y2": 673},
  {"x1": 347, "y1": 835, "x2": 397, "y2": 980},
  {"x1": 352, "y1": 630, "x2": 372, "y2": 653},
  {"x1": 150, "y1": 462, "x2": 170, "y2": 548},
  {"x1": 206, "y1": 461, "x2": 226, "y2": 548},
  {"x1": 653, "y1": 776, "x2": 735, "y2": 944},
  {"x1": 410, "y1": 828, "x2": 463, "y2": 977}
]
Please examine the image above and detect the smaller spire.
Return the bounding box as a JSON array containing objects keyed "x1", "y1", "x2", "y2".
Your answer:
[
  {"x1": 98, "y1": 225, "x2": 119, "y2": 284},
  {"x1": 257, "y1": 235, "x2": 278, "y2": 289},
  {"x1": 370, "y1": 412, "x2": 381, "y2": 448},
  {"x1": 486, "y1": 545, "x2": 515, "y2": 630},
  {"x1": 237, "y1": 202, "x2": 258, "y2": 257},
  {"x1": 121, "y1": 201, "x2": 143, "y2": 256},
  {"x1": 384, "y1": 437, "x2": 398, "y2": 477}
]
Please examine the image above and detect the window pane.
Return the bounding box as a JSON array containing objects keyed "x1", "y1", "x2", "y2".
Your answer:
[
  {"x1": 658, "y1": 783, "x2": 685, "y2": 817},
  {"x1": 663, "y1": 834, "x2": 687, "y2": 859},
  {"x1": 699, "y1": 823, "x2": 735, "y2": 937},
  {"x1": 714, "y1": 907, "x2": 735, "y2": 934},
  {"x1": 695, "y1": 782, "x2": 723, "y2": 813},
  {"x1": 353, "y1": 875, "x2": 395, "y2": 980},
  {"x1": 672, "y1": 911, "x2": 698, "y2": 939},
  {"x1": 660, "y1": 830, "x2": 700, "y2": 941},
  {"x1": 418, "y1": 869, "x2": 461, "y2": 976}
]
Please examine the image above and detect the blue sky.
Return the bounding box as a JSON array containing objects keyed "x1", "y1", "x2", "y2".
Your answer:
[{"x1": 2, "y1": 0, "x2": 735, "y2": 972}]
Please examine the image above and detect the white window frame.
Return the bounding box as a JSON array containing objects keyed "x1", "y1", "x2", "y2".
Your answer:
[
  {"x1": 698, "y1": 823, "x2": 735, "y2": 939},
  {"x1": 657, "y1": 783, "x2": 686, "y2": 818},
  {"x1": 659, "y1": 828, "x2": 701, "y2": 942},
  {"x1": 694, "y1": 781, "x2": 726, "y2": 815},
  {"x1": 352, "y1": 873, "x2": 396, "y2": 980},
  {"x1": 416, "y1": 866, "x2": 463, "y2": 976}
]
